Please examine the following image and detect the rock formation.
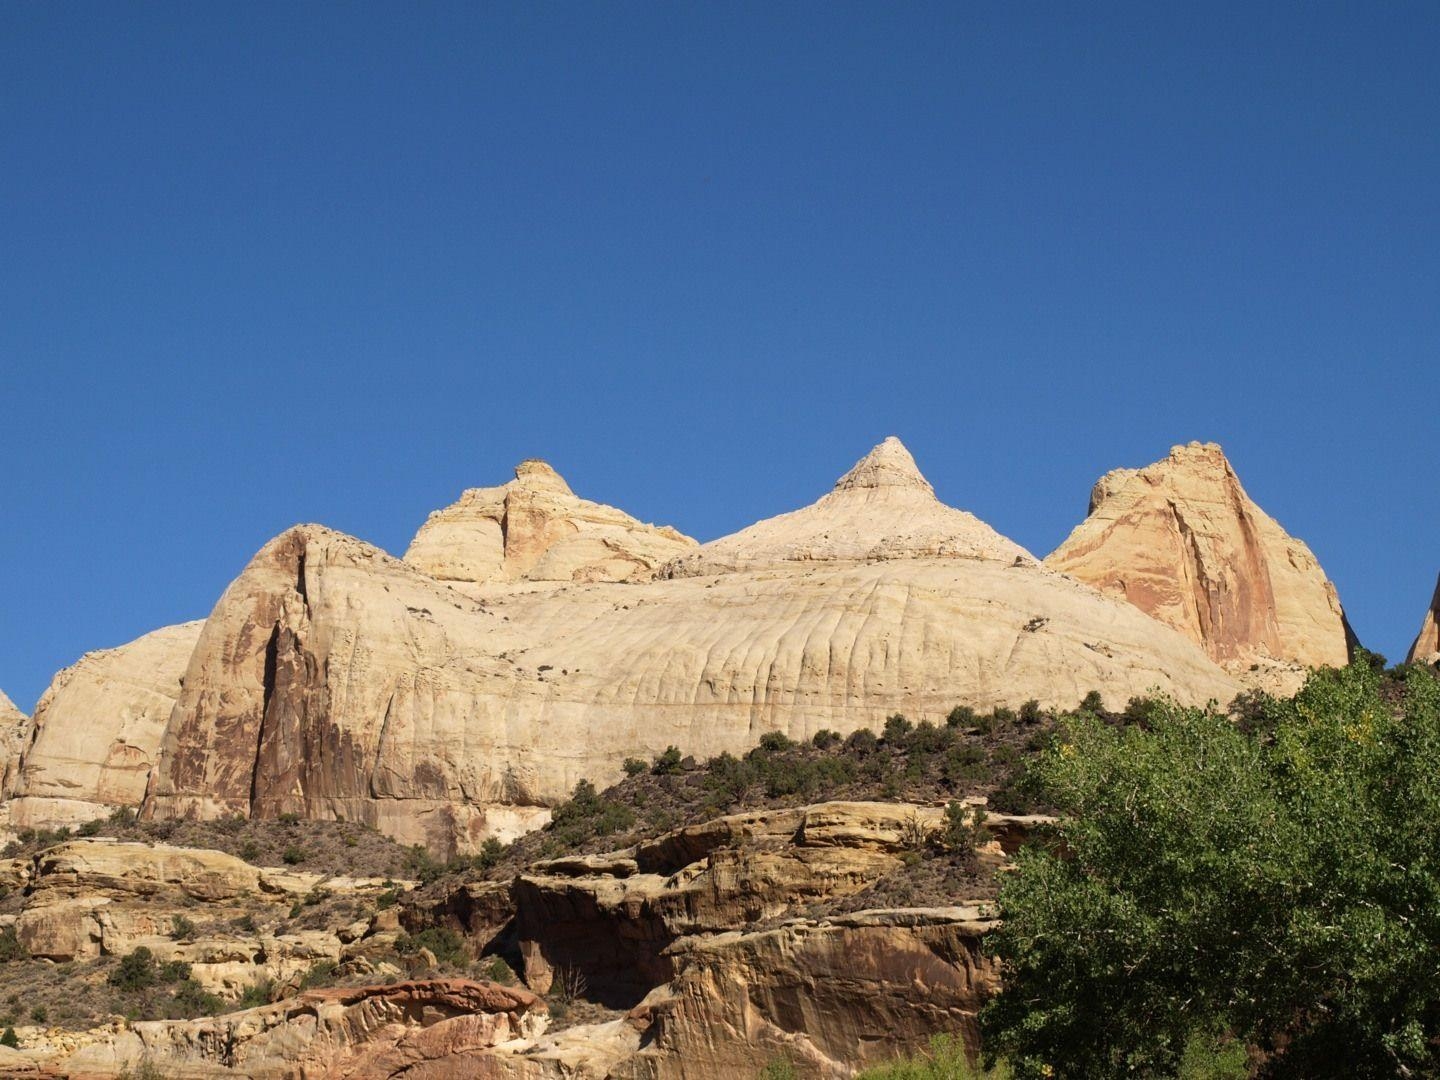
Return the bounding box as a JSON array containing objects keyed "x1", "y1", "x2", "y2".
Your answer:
[
  {"x1": 1407, "y1": 573, "x2": 1440, "y2": 665},
  {"x1": 663, "y1": 436, "x2": 1032, "y2": 576},
  {"x1": 5, "y1": 621, "x2": 203, "y2": 829},
  {"x1": 405, "y1": 458, "x2": 696, "y2": 587},
  {"x1": 0, "y1": 689, "x2": 31, "y2": 798},
  {"x1": 1046, "y1": 442, "x2": 1351, "y2": 686},
  {"x1": 142, "y1": 443, "x2": 1238, "y2": 853}
]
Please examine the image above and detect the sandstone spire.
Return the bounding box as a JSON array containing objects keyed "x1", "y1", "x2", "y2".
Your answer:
[
  {"x1": 664, "y1": 437, "x2": 1033, "y2": 577},
  {"x1": 404, "y1": 459, "x2": 695, "y2": 587},
  {"x1": 1045, "y1": 442, "x2": 1351, "y2": 683},
  {"x1": 1406, "y1": 574, "x2": 1440, "y2": 665}
]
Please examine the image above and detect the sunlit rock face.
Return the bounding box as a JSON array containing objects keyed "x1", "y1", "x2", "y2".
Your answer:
[
  {"x1": 1046, "y1": 441, "x2": 1352, "y2": 690},
  {"x1": 141, "y1": 441, "x2": 1237, "y2": 853},
  {"x1": 1408, "y1": 574, "x2": 1440, "y2": 665}
]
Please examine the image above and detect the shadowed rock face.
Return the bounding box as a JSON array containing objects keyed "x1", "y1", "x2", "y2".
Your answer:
[
  {"x1": 3, "y1": 621, "x2": 202, "y2": 829},
  {"x1": 139, "y1": 443, "x2": 1238, "y2": 854},
  {"x1": 1408, "y1": 574, "x2": 1440, "y2": 665},
  {"x1": 1046, "y1": 442, "x2": 1351, "y2": 685}
]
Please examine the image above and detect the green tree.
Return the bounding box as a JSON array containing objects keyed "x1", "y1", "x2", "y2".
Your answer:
[{"x1": 982, "y1": 659, "x2": 1440, "y2": 1079}]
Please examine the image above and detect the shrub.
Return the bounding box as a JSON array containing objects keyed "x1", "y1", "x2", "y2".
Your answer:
[
  {"x1": 811, "y1": 729, "x2": 841, "y2": 750},
  {"x1": 109, "y1": 947, "x2": 159, "y2": 991},
  {"x1": 170, "y1": 915, "x2": 196, "y2": 940},
  {"x1": 77, "y1": 818, "x2": 104, "y2": 837},
  {"x1": 757, "y1": 731, "x2": 794, "y2": 753},
  {"x1": 882, "y1": 713, "x2": 914, "y2": 745},
  {"x1": 395, "y1": 927, "x2": 468, "y2": 967},
  {"x1": 844, "y1": 728, "x2": 879, "y2": 754},
  {"x1": 480, "y1": 955, "x2": 517, "y2": 985},
  {"x1": 235, "y1": 978, "x2": 276, "y2": 1009},
  {"x1": 168, "y1": 979, "x2": 224, "y2": 1018},
  {"x1": 856, "y1": 1033, "x2": 1005, "y2": 1078},
  {"x1": 0, "y1": 927, "x2": 25, "y2": 963},
  {"x1": 300, "y1": 959, "x2": 338, "y2": 988},
  {"x1": 276, "y1": 812, "x2": 301, "y2": 826},
  {"x1": 946, "y1": 705, "x2": 978, "y2": 729},
  {"x1": 0, "y1": 1028, "x2": 15, "y2": 1049},
  {"x1": 29, "y1": 1005, "x2": 46, "y2": 1024},
  {"x1": 108, "y1": 806, "x2": 137, "y2": 825},
  {"x1": 650, "y1": 746, "x2": 683, "y2": 775},
  {"x1": 622, "y1": 757, "x2": 647, "y2": 777},
  {"x1": 281, "y1": 846, "x2": 306, "y2": 865}
]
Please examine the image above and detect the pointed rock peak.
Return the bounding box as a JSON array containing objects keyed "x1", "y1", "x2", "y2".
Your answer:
[
  {"x1": 0, "y1": 689, "x2": 22, "y2": 719},
  {"x1": 834, "y1": 437, "x2": 934, "y2": 495},
  {"x1": 1407, "y1": 573, "x2": 1440, "y2": 664},
  {"x1": 512, "y1": 458, "x2": 573, "y2": 496}
]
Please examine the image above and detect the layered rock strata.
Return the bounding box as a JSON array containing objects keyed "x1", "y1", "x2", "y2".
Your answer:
[{"x1": 1046, "y1": 442, "x2": 1351, "y2": 686}]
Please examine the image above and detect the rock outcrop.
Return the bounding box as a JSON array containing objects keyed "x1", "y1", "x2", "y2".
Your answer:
[
  {"x1": 55, "y1": 980, "x2": 547, "y2": 1079},
  {"x1": 5, "y1": 621, "x2": 203, "y2": 829},
  {"x1": 1408, "y1": 574, "x2": 1440, "y2": 665},
  {"x1": 1046, "y1": 442, "x2": 1351, "y2": 686},
  {"x1": 405, "y1": 458, "x2": 696, "y2": 587},
  {"x1": 0, "y1": 690, "x2": 31, "y2": 798},
  {"x1": 662, "y1": 436, "x2": 1032, "y2": 577},
  {"x1": 142, "y1": 442, "x2": 1237, "y2": 853}
]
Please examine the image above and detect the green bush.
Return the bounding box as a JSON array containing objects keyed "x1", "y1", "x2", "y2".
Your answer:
[
  {"x1": 395, "y1": 926, "x2": 468, "y2": 967},
  {"x1": 0, "y1": 1028, "x2": 16, "y2": 1049},
  {"x1": 983, "y1": 659, "x2": 1440, "y2": 1079},
  {"x1": 109, "y1": 947, "x2": 159, "y2": 991},
  {"x1": 235, "y1": 978, "x2": 276, "y2": 1009},
  {"x1": 0, "y1": 927, "x2": 25, "y2": 963},
  {"x1": 281, "y1": 845, "x2": 306, "y2": 865},
  {"x1": 650, "y1": 746, "x2": 683, "y2": 775},
  {"x1": 170, "y1": 914, "x2": 196, "y2": 940},
  {"x1": 622, "y1": 757, "x2": 647, "y2": 777}
]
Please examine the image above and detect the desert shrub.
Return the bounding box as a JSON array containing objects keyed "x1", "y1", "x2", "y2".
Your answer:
[
  {"x1": 882, "y1": 713, "x2": 914, "y2": 745},
  {"x1": 109, "y1": 947, "x2": 159, "y2": 991},
  {"x1": 300, "y1": 959, "x2": 339, "y2": 989},
  {"x1": 844, "y1": 728, "x2": 879, "y2": 754},
  {"x1": 757, "y1": 731, "x2": 794, "y2": 753},
  {"x1": 167, "y1": 979, "x2": 224, "y2": 1018},
  {"x1": 76, "y1": 818, "x2": 104, "y2": 837},
  {"x1": 0, "y1": 927, "x2": 25, "y2": 963},
  {"x1": 170, "y1": 915, "x2": 196, "y2": 940},
  {"x1": 480, "y1": 955, "x2": 516, "y2": 984},
  {"x1": 276, "y1": 812, "x2": 301, "y2": 826},
  {"x1": 395, "y1": 926, "x2": 468, "y2": 966},
  {"x1": 622, "y1": 757, "x2": 647, "y2": 777},
  {"x1": 235, "y1": 978, "x2": 276, "y2": 1009},
  {"x1": 281, "y1": 845, "x2": 306, "y2": 865},
  {"x1": 0, "y1": 1028, "x2": 15, "y2": 1049},
  {"x1": 946, "y1": 705, "x2": 977, "y2": 729},
  {"x1": 650, "y1": 746, "x2": 683, "y2": 775},
  {"x1": 1077, "y1": 690, "x2": 1105, "y2": 715},
  {"x1": 984, "y1": 658, "x2": 1440, "y2": 1079}
]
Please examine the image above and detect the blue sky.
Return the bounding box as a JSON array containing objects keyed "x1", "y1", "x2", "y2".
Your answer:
[{"x1": 2, "y1": 3, "x2": 1437, "y2": 709}]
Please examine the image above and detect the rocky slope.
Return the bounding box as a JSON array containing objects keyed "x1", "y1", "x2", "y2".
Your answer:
[
  {"x1": 0, "y1": 795, "x2": 1015, "y2": 1078},
  {"x1": 3, "y1": 622, "x2": 203, "y2": 830},
  {"x1": 1408, "y1": 573, "x2": 1440, "y2": 665},
  {"x1": 141, "y1": 441, "x2": 1237, "y2": 853},
  {"x1": 1046, "y1": 442, "x2": 1351, "y2": 688}
]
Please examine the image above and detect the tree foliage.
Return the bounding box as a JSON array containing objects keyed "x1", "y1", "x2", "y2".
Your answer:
[{"x1": 983, "y1": 659, "x2": 1440, "y2": 1078}]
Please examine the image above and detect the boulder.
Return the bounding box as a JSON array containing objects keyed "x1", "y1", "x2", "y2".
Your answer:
[
  {"x1": 1407, "y1": 574, "x2": 1440, "y2": 665},
  {"x1": 6, "y1": 621, "x2": 203, "y2": 829},
  {"x1": 1046, "y1": 442, "x2": 1352, "y2": 686}
]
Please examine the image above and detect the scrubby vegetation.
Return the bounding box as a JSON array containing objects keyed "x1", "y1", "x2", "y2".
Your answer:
[
  {"x1": 1, "y1": 811, "x2": 412, "y2": 878},
  {"x1": 983, "y1": 656, "x2": 1440, "y2": 1079}
]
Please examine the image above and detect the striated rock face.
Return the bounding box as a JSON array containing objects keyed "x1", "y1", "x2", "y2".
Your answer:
[
  {"x1": 1046, "y1": 442, "x2": 1351, "y2": 684},
  {"x1": 663, "y1": 436, "x2": 1032, "y2": 577},
  {"x1": 143, "y1": 441, "x2": 1239, "y2": 853},
  {"x1": 625, "y1": 907, "x2": 998, "y2": 1078},
  {"x1": 58, "y1": 979, "x2": 548, "y2": 1079},
  {"x1": 0, "y1": 689, "x2": 32, "y2": 798},
  {"x1": 405, "y1": 459, "x2": 696, "y2": 587},
  {"x1": 1408, "y1": 574, "x2": 1440, "y2": 665},
  {"x1": 6, "y1": 621, "x2": 203, "y2": 829}
]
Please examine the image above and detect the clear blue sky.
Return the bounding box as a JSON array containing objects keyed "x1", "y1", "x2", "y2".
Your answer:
[{"x1": 2, "y1": 3, "x2": 1437, "y2": 709}]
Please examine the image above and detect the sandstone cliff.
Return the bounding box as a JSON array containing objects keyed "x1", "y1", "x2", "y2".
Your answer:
[
  {"x1": 0, "y1": 690, "x2": 31, "y2": 799},
  {"x1": 1046, "y1": 442, "x2": 1351, "y2": 686},
  {"x1": 1408, "y1": 573, "x2": 1440, "y2": 665},
  {"x1": 5, "y1": 622, "x2": 203, "y2": 830},
  {"x1": 405, "y1": 458, "x2": 696, "y2": 587},
  {"x1": 142, "y1": 441, "x2": 1237, "y2": 853}
]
